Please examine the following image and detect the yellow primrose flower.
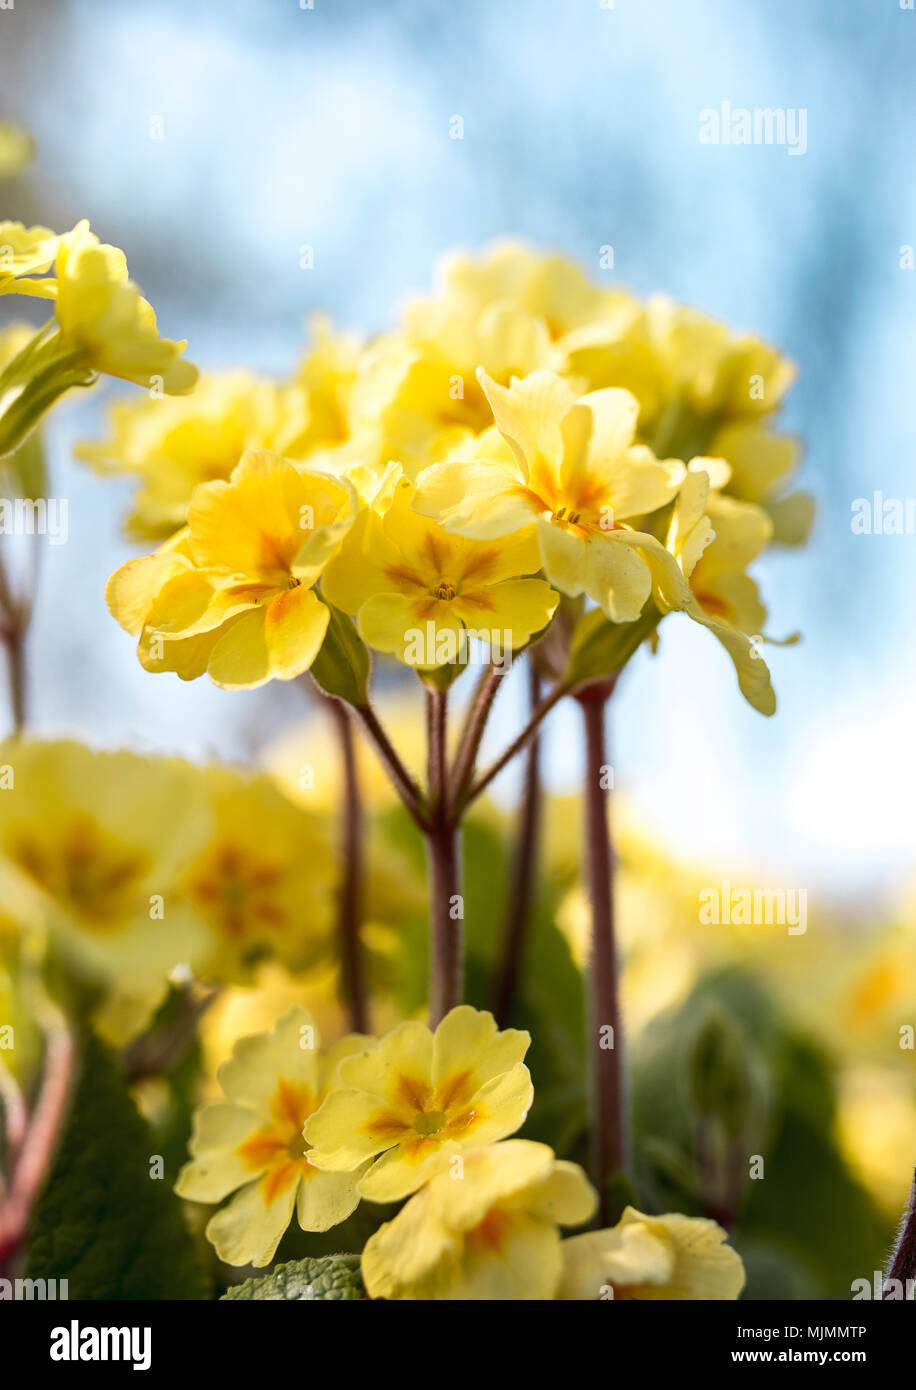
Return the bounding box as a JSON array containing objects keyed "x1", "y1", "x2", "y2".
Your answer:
[
  {"x1": 322, "y1": 466, "x2": 557, "y2": 668},
  {"x1": 414, "y1": 369, "x2": 689, "y2": 622},
  {"x1": 355, "y1": 280, "x2": 560, "y2": 477},
  {"x1": 53, "y1": 220, "x2": 197, "y2": 393},
  {"x1": 710, "y1": 418, "x2": 814, "y2": 546},
  {"x1": 77, "y1": 370, "x2": 310, "y2": 540},
  {"x1": 176, "y1": 1006, "x2": 374, "y2": 1267},
  {"x1": 106, "y1": 450, "x2": 356, "y2": 689},
  {"x1": 304, "y1": 1005, "x2": 533, "y2": 1202},
  {"x1": 0, "y1": 739, "x2": 211, "y2": 1031},
  {"x1": 0, "y1": 220, "x2": 61, "y2": 297},
  {"x1": 362, "y1": 1140, "x2": 597, "y2": 1300},
  {"x1": 664, "y1": 464, "x2": 778, "y2": 714},
  {"x1": 181, "y1": 766, "x2": 334, "y2": 984},
  {"x1": 564, "y1": 293, "x2": 795, "y2": 433},
  {"x1": 557, "y1": 1206, "x2": 745, "y2": 1300},
  {"x1": 434, "y1": 239, "x2": 635, "y2": 340}
]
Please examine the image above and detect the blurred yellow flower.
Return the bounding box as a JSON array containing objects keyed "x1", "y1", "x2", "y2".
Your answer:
[
  {"x1": 323, "y1": 466, "x2": 557, "y2": 668},
  {"x1": 434, "y1": 239, "x2": 634, "y2": 340},
  {"x1": 0, "y1": 220, "x2": 61, "y2": 298},
  {"x1": 414, "y1": 369, "x2": 688, "y2": 621},
  {"x1": 54, "y1": 220, "x2": 197, "y2": 393},
  {"x1": 362, "y1": 1139, "x2": 596, "y2": 1300},
  {"x1": 304, "y1": 1005, "x2": 533, "y2": 1201},
  {"x1": 181, "y1": 767, "x2": 334, "y2": 985},
  {"x1": 106, "y1": 450, "x2": 356, "y2": 689},
  {"x1": 176, "y1": 1006, "x2": 374, "y2": 1266},
  {"x1": 0, "y1": 739, "x2": 210, "y2": 1022},
  {"x1": 77, "y1": 370, "x2": 310, "y2": 540},
  {"x1": 557, "y1": 1206, "x2": 745, "y2": 1300}
]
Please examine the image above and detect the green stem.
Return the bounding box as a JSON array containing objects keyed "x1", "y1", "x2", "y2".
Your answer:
[
  {"x1": 325, "y1": 698, "x2": 369, "y2": 1033},
  {"x1": 579, "y1": 683, "x2": 628, "y2": 1223}
]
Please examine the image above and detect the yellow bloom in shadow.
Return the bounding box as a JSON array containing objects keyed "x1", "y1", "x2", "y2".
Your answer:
[
  {"x1": 558, "y1": 1206, "x2": 745, "y2": 1300},
  {"x1": 176, "y1": 1006, "x2": 374, "y2": 1267},
  {"x1": 181, "y1": 767, "x2": 335, "y2": 985},
  {"x1": 106, "y1": 450, "x2": 356, "y2": 689},
  {"x1": 304, "y1": 1005, "x2": 533, "y2": 1202},
  {"x1": 362, "y1": 1139, "x2": 596, "y2": 1300}
]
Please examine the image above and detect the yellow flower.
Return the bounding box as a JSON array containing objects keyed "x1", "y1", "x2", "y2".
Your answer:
[
  {"x1": 434, "y1": 239, "x2": 634, "y2": 339},
  {"x1": 354, "y1": 283, "x2": 559, "y2": 477},
  {"x1": 77, "y1": 370, "x2": 310, "y2": 540},
  {"x1": 106, "y1": 450, "x2": 356, "y2": 689},
  {"x1": 0, "y1": 739, "x2": 211, "y2": 1029},
  {"x1": 414, "y1": 369, "x2": 689, "y2": 621},
  {"x1": 361, "y1": 1140, "x2": 597, "y2": 1300},
  {"x1": 557, "y1": 1206, "x2": 745, "y2": 1300},
  {"x1": 180, "y1": 766, "x2": 334, "y2": 984},
  {"x1": 304, "y1": 1005, "x2": 533, "y2": 1201},
  {"x1": 664, "y1": 464, "x2": 778, "y2": 714},
  {"x1": 176, "y1": 1006, "x2": 373, "y2": 1266},
  {"x1": 322, "y1": 466, "x2": 557, "y2": 668},
  {"x1": 53, "y1": 220, "x2": 197, "y2": 392},
  {"x1": 0, "y1": 220, "x2": 61, "y2": 298}
]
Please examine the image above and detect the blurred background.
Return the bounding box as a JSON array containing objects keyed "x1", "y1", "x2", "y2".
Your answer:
[
  {"x1": 1, "y1": 0, "x2": 914, "y2": 898},
  {"x1": 3, "y1": 0, "x2": 916, "y2": 1303}
]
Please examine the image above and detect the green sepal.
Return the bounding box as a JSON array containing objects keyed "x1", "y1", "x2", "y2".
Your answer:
[{"x1": 310, "y1": 601, "x2": 370, "y2": 707}]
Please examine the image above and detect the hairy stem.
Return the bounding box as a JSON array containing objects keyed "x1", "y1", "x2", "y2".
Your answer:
[
  {"x1": 449, "y1": 662, "x2": 507, "y2": 814},
  {"x1": 329, "y1": 699, "x2": 369, "y2": 1033},
  {"x1": 494, "y1": 662, "x2": 543, "y2": 1024},
  {"x1": 884, "y1": 1166, "x2": 916, "y2": 1296},
  {"x1": 0, "y1": 1004, "x2": 73, "y2": 1273},
  {"x1": 354, "y1": 701, "x2": 429, "y2": 830},
  {"x1": 426, "y1": 687, "x2": 462, "y2": 1026},
  {"x1": 579, "y1": 684, "x2": 628, "y2": 1222},
  {"x1": 462, "y1": 680, "x2": 567, "y2": 810}
]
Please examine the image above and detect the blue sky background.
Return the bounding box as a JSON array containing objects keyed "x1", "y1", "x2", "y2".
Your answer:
[{"x1": 1, "y1": 0, "x2": 914, "y2": 900}]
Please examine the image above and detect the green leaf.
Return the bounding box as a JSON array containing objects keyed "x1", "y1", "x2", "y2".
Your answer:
[
  {"x1": 565, "y1": 604, "x2": 660, "y2": 691},
  {"x1": 310, "y1": 602, "x2": 370, "y2": 707},
  {"x1": 26, "y1": 1030, "x2": 210, "y2": 1299},
  {"x1": 221, "y1": 1254, "x2": 365, "y2": 1301}
]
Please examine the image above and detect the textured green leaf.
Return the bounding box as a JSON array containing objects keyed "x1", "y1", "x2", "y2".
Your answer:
[
  {"x1": 221, "y1": 1254, "x2": 365, "y2": 1301},
  {"x1": 26, "y1": 1030, "x2": 210, "y2": 1299}
]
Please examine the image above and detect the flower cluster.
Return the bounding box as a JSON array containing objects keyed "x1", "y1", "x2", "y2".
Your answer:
[
  {"x1": 100, "y1": 242, "x2": 806, "y2": 712},
  {"x1": 177, "y1": 1003, "x2": 744, "y2": 1299}
]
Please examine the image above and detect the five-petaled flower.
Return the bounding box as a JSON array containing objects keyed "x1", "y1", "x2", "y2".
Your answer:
[
  {"x1": 106, "y1": 449, "x2": 356, "y2": 689},
  {"x1": 175, "y1": 1006, "x2": 374, "y2": 1267},
  {"x1": 304, "y1": 1005, "x2": 534, "y2": 1201},
  {"x1": 414, "y1": 368, "x2": 690, "y2": 622},
  {"x1": 322, "y1": 466, "x2": 557, "y2": 668}
]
